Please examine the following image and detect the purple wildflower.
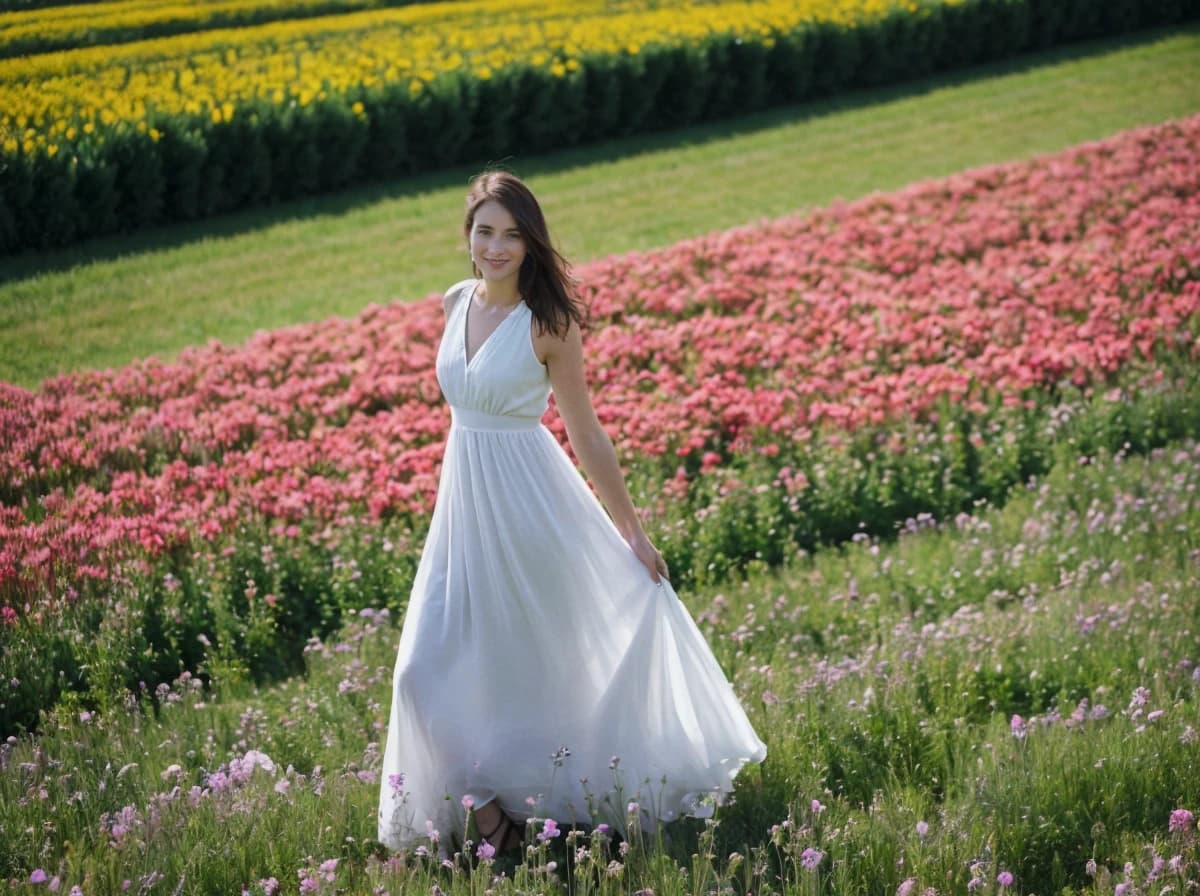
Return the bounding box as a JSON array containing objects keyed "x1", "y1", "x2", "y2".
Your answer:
[
  {"x1": 800, "y1": 847, "x2": 824, "y2": 871},
  {"x1": 1169, "y1": 808, "x2": 1195, "y2": 833},
  {"x1": 997, "y1": 870, "x2": 1014, "y2": 888}
]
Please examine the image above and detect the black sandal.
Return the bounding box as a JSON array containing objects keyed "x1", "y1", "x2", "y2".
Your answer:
[{"x1": 478, "y1": 806, "x2": 523, "y2": 854}]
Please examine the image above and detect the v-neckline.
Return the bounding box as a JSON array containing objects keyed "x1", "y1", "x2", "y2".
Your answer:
[{"x1": 463, "y1": 281, "x2": 523, "y2": 370}]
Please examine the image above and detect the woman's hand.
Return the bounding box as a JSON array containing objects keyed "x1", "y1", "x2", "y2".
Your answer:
[{"x1": 626, "y1": 530, "x2": 669, "y2": 584}]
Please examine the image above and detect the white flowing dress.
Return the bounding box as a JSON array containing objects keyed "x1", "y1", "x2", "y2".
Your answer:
[{"x1": 378, "y1": 279, "x2": 766, "y2": 849}]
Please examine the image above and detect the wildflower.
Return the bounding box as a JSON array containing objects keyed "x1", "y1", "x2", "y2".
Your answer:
[
  {"x1": 275, "y1": 778, "x2": 290, "y2": 794},
  {"x1": 811, "y1": 799, "x2": 826, "y2": 814},
  {"x1": 259, "y1": 879, "x2": 279, "y2": 896},
  {"x1": 1010, "y1": 715, "x2": 1026, "y2": 739},
  {"x1": 538, "y1": 818, "x2": 561, "y2": 842},
  {"x1": 461, "y1": 794, "x2": 475, "y2": 810},
  {"x1": 997, "y1": 870, "x2": 1014, "y2": 888},
  {"x1": 476, "y1": 841, "x2": 496, "y2": 862},
  {"x1": 800, "y1": 847, "x2": 824, "y2": 870},
  {"x1": 1085, "y1": 858, "x2": 1097, "y2": 876},
  {"x1": 1169, "y1": 808, "x2": 1195, "y2": 833},
  {"x1": 31, "y1": 870, "x2": 48, "y2": 884},
  {"x1": 388, "y1": 773, "x2": 405, "y2": 795},
  {"x1": 897, "y1": 878, "x2": 917, "y2": 896},
  {"x1": 916, "y1": 820, "x2": 929, "y2": 838}
]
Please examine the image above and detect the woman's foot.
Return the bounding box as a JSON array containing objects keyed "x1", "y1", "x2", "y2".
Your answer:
[{"x1": 473, "y1": 800, "x2": 523, "y2": 853}]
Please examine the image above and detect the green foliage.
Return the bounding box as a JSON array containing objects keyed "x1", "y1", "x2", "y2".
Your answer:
[{"x1": 6, "y1": 0, "x2": 1199, "y2": 255}]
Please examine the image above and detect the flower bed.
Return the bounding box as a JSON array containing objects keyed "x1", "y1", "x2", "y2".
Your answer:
[{"x1": 1, "y1": 117, "x2": 1198, "y2": 732}]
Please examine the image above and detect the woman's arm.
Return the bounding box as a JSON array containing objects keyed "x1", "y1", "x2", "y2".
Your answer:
[{"x1": 536, "y1": 319, "x2": 669, "y2": 584}]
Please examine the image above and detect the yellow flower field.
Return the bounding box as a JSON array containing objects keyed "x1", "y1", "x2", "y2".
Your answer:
[
  {"x1": 0, "y1": 0, "x2": 923, "y2": 154},
  {"x1": 0, "y1": 0, "x2": 382, "y2": 58}
]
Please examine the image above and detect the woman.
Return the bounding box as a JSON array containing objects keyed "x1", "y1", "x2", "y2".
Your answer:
[{"x1": 378, "y1": 170, "x2": 765, "y2": 856}]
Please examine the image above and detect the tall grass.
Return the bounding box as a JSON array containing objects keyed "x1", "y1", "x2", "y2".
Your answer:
[{"x1": 2, "y1": 439, "x2": 1196, "y2": 893}]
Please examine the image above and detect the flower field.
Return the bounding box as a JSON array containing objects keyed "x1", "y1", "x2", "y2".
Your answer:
[
  {"x1": 0, "y1": 0, "x2": 430, "y2": 60},
  {"x1": 0, "y1": 432, "x2": 1196, "y2": 892},
  {"x1": 1, "y1": 115, "x2": 1199, "y2": 737},
  {"x1": 2, "y1": 0, "x2": 1197, "y2": 252}
]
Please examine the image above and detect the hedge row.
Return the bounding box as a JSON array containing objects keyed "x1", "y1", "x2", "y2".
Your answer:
[{"x1": 3, "y1": 0, "x2": 1198, "y2": 256}]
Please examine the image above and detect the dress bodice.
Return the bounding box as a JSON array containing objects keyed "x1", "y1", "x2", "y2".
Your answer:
[{"x1": 435, "y1": 279, "x2": 551, "y2": 427}]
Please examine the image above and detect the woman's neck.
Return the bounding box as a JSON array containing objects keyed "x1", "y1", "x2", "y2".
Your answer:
[{"x1": 479, "y1": 276, "x2": 521, "y2": 308}]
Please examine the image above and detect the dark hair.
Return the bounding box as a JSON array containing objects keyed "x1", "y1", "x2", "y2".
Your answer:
[{"x1": 464, "y1": 170, "x2": 586, "y2": 340}]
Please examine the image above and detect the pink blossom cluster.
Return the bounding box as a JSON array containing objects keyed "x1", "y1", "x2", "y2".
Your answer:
[{"x1": 2, "y1": 116, "x2": 1199, "y2": 612}]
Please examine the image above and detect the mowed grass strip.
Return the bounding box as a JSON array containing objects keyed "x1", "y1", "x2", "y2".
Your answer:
[{"x1": 1, "y1": 25, "x2": 1198, "y2": 388}]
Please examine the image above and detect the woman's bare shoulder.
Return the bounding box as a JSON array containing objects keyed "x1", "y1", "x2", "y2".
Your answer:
[{"x1": 442, "y1": 278, "x2": 478, "y2": 315}]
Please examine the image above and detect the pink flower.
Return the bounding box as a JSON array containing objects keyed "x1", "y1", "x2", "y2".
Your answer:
[
  {"x1": 997, "y1": 870, "x2": 1014, "y2": 888},
  {"x1": 461, "y1": 794, "x2": 475, "y2": 811},
  {"x1": 537, "y1": 818, "x2": 561, "y2": 842},
  {"x1": 897, "y1": 878, "x2": 917, "y2": 896},
  {"x1": 1169, "y1": 808, "x2": 1195, "y2": 833},
  {"x1": 915, "y1": 820, "x2": 929, "y2": 838},
  {"x1": 30, "y1": 870, "x2": 48, "y2": 884},
  {"x1": 476, "y1": 841, "x2": 496, "y2": 861},
  {"x1": 1010, "y1": 715, "x2": 1026, "y2": 739},
  {"x1": 800, "y1": 847, "x2": 824, "y2": 871}
]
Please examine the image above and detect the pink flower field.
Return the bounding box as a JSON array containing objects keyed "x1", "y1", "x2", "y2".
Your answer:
[{"x1": 1, "y1": 114, "x2": 1199, "y2": 614}]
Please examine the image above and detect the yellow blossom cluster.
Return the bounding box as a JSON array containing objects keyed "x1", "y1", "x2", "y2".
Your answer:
[
  {"x1": 0, "y1": 0, "x2": 382, "y2": 58},
  {"x1": 0, "y1": 0, "x2": 944, "y2": 156}
]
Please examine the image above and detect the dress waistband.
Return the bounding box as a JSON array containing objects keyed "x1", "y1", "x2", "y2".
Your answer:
[{"x1": 451, "y1": 407, "x2": 541, "y2": 431}]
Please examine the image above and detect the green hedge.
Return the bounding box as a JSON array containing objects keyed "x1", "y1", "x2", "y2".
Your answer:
[{"x1": 2, "y1": 0, "x2": 1198, "y2": 255}]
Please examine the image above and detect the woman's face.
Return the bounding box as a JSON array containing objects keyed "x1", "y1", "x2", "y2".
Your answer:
[{"x1": 470, "y1": 200, "x2": 526, "y2": 285}]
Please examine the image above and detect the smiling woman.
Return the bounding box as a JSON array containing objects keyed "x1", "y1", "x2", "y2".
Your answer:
[{"x1": 376, "y1": 169, "x2": 766, "y2": 855}]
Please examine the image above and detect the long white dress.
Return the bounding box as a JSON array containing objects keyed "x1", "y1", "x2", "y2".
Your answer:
[{"x1": 377, "y1": 279, "x2": 766, "y2": 849}]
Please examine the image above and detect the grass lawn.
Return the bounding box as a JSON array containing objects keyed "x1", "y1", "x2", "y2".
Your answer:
[{"x1": 1, "y1": 25, "x2": 1198, "y2": 388}]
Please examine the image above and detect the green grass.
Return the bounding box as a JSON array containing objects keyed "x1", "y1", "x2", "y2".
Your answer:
[
  {"x1": 2, "y1": 439, "x2": 1197, "y2": 893},
  {"x1": 1, "y1": 24, "x2": 1199, "y2": 388}
]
